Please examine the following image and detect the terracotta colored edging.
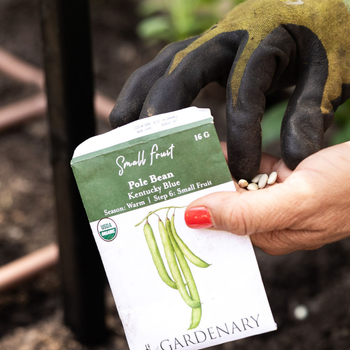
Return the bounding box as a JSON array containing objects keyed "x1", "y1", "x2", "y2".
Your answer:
[
  {"x1": 0, "y1": 93, "x2": 47, "y2": 131},
  {"x1": 0, "y1": 49, "x2": 114, "y2": 289},
  {"x1": 94, "y1": 92, "x2": 115, "y2": 122},
  {"x1": 0, "y1": 91, "x2": 116, "y2": 132},
  {"x1": 0, "y1": 47, "x2": 115, "y2": 130},
  {"x1": 0, "y1": 47, "x2": 44, "y2": 88},
  {"x1": 0, "y1": 243, "x2": 59, "y2": 292}
]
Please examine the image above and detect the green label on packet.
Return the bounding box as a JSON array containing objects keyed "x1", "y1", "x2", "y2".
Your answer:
[{"x1": 72, "y1": 122, "x2": 231, "y2": 222}]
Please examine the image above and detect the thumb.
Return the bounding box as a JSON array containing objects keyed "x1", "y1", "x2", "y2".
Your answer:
[{"x1": 184, "y1": 186, "x2": 297, "y2": 235}]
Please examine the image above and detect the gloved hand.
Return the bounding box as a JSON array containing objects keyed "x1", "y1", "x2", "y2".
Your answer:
[{"x1": 109, "y1": 0, "x2": 350, "y2": 180}]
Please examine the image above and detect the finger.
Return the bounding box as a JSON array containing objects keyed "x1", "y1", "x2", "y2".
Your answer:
[
  {"x1": 184, "y1": 183, "x2": 304, "y2": 236},
  {"x1": 259, "y1": 153, "x2": 292, "y2": 182},
  {"x1": 222, "y1": 141, "x2": 291, "y2": 184},
  {"x1": 281, "y1": 26, "x2": 332, "y2": 170},
  {"x1": 258, "y1": 153, "x2": 283, "y2": 175},
  {"x1": 108, "y1": 37, "x2": 198, "y2": 128},
  {"x1": 227, "y1": 148, "x2": 292, "y2": 183},
  {"x1": 185, "y1": 188, "x2": 323, "y2": 255},
  {"x1": 220, "y1": 142, "x2": 228, "y2": 161},
  {"x1": 250, "y1": 230, "x2": 324, "y2": 255},
  {"x1": 226, "y1": 26, "x2": 297, "y2": 181},
  {"x1": 220, "y1": 141, "x2": 251, "y2": 192},
  {"x1": 139, "y1": 31, "x2": 243, "y2": 119}
]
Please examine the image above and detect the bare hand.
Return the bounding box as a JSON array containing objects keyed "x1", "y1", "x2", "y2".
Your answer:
[{"x1": 185, "y1": 142, "x2": 350, "y2": 255}]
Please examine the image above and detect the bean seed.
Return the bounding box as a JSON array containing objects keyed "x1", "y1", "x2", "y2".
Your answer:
[
  {"x1": 238, "y1": 179, "x2": 248, "y2": 188},
  {"x1": 247, "y1": 183, "x2": 259, "y2": 191},
  {"x1": 258, "y1": 174, "x2": 268, "y2": 189},
  {"x1": 267, "y1": 171, "x2": 277, "y2": 185},
  {"x1": 251, "y1": 174, "x2": 263, "y2": 183},
  {"x1": 244, "y1": 172, "x2": 278, "y2": 191}
]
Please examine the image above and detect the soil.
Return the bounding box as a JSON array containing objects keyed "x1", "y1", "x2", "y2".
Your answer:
[{"x1": 0, "y1": 0, "x2": 349, "y2": 349}]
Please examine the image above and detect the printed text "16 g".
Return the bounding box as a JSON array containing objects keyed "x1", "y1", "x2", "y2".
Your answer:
[{"x1": 194, "y1": 132, "x2": 210, "y2": 141}]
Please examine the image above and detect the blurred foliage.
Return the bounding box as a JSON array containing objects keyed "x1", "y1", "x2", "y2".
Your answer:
[
  {"x1": 137, "y1": 0, "x2": 245, "y2": 43},
  {"x1": 329, "y1": 99, "x2": 350, "y2": 145},
  {"x1": 262, "y1": 98, "x2": 350, "y2": 150},
  {"x1": 261, "y1": 100, "x2": 288, "y2": 150}
]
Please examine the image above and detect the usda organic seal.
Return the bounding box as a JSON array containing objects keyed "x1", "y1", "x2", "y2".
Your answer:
[{"x1": 97, "y1": 218, "x2": 118, "y2": 241}]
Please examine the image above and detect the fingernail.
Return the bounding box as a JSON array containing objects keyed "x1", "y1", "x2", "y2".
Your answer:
[{"x1": 185, "y1": 207, "x2": 213, "y2": 229}]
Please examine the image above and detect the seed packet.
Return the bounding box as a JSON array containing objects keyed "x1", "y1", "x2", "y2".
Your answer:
[{"x1": 71, "y1": 107, "x2": 277, "y2": 350}]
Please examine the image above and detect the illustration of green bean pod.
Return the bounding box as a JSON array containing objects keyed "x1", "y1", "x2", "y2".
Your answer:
[
  {"x1": 166, "y1": 218, "x2": 202, "y2": 329},
  {"x1": 158, "y1": 218, "x2": 201, "y2": 309},
  {"x1": 189, "y1": 307, "x2": 202, "y2": 330},
  {"x1": 171, "y1": 215, "x2": 210, "y2": 268},
  {"x1": 144, "y1": 221, "x2": 177, "y2": 289}
]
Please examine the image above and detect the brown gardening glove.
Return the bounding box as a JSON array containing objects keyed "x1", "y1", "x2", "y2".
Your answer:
[{"x1": 109, "y1": 0, "x2": 350, "y2": 181}]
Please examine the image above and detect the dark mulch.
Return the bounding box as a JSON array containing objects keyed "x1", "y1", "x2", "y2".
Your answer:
[{"x1": 0, "y1": 0, "x2": 349, "y2": 349}]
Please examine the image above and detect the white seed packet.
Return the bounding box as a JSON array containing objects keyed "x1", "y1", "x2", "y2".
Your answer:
[{"x1": 71, "y1": 107, "x2": 277, "y2": 350}]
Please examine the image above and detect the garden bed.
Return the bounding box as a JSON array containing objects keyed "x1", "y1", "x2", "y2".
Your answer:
[{"x1": 0, "y1": 0, "x2": 349, "y2": 349}]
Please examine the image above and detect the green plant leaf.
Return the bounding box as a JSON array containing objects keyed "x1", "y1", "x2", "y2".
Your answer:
[
  {"x1": 334, "y1": 98, "x2": 350, "y2": 123},
  {"x1": 137, "y1": 0, "x2": 166, "y2": 16},
  {"x1": 136, "y1": 0, "x2": 248, "y2": 44},
  {"x1": 261, "y1": 100, "x2": 288, "y2": 148},
  {"x1": 330, "y1": 121, "x2": 350, "y2": 145},
  {"x1": 137, "y1": 16, "x2": 172, "y2": 41}
]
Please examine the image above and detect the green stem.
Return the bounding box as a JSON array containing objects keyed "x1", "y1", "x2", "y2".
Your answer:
[{"x1": 135, "y1": 206, "x2": 185, "y2": 227}]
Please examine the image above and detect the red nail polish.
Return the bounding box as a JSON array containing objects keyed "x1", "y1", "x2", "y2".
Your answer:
[{"x1": 185, "y1": 207, "x2": 212, "y2": 229}]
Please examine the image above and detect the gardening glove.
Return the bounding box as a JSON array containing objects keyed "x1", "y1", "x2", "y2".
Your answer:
[{"x1": 109, "y1": 0, "x2": 350, "y2": 181}]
